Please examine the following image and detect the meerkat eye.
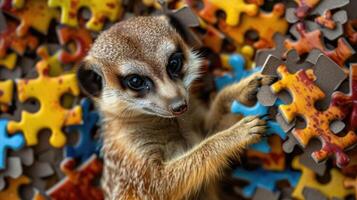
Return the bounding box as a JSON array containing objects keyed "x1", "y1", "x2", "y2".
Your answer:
[
  {"x1": 124, "y1": 74, "x2": 148, "y2": 91},
  {"x1": 167, "y1": 52, "x2": 183, "y2": 78}
]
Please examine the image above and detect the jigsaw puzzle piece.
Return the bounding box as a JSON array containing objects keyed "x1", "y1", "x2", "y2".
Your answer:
[
  {"x1": 332, "y1": 64, "x2": 357, "y2": 131},
  {"x1": 48, "y1": 0, "x2": 122, "y2": 31},
  {"x1": 0, "y1": 119, "x2": 25, "y2": 170},
  {"x1": 284, "y1": 23, "x2": 355, "y2": 66},
  {"x1": 233, "y1": 167, "x2": 301, "y2": 197},
  {"x1": 46, "y1": 155, "x2": 104, "y2": 200},
  {"x1": 201, "y1": 24, "x2": 225, "y2": 53},
  {"x1": 219, "y1": 3, "x2": 288, "y2": 49},
  {"x1": 0, "y1": 21, "x2": 38, "y2": 58},
  {"x1": 57, "y1": 25, "x2": 93, "y2": 64},
  {"x1": 66, "y1": 98, "x2": 100, "y2": 163},
  {"x1": 7, "y1": 53, "x2": 82, "y2": 148},
  {"x1": 209, "y1": 0, "x2": 258, "y2": 26},
  {"x1": 0, "y1": 53, "x2": 17, "y2": 112},
  {"x1": 292, "y1": 157, "x2": 353, "y2": 199},
  {"x1": 2, "y1": 0, "x2": 59, "y2": 36},
  {"x1": 271, "y1": 65, "x2": 357, "y2": 167},
  {"x1": 0, "y1": 176, "x2": 30, "y2": 200},
  {"x1": 215, "y1": 54, "x2": 261, "y2": 90}
]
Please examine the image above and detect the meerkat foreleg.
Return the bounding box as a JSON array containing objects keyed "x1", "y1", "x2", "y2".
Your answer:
[{"x1": 159, "y1": 116, "x2": 266, "y2": 199}]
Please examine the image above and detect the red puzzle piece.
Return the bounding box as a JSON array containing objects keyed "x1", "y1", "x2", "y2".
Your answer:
[
  {"x1": 47, "y1": 155, "x2": 104, "y2": 200},
  {"x1": 332, "y1": 64, "x2": 357, "y2": 131}
]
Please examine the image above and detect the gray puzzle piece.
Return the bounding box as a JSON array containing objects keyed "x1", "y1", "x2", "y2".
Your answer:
[
  {"x1": 0, "y1": 157, "x2": 22, "y2": 190},
  {"x1": 289, "y1": 10, "x2": 348, "y2": 41},
  {"x1": 252, "y1": 188, "x2": 280, "y2": 200},
  {"x1": 286, "y1": 0, "x2": 349, "y2": 23},
  {"x1": 300, "y1": 140, "x2": 327, "y2": 176},
  {"x1": 303, "y1": 187, "x2": 328, "y2": 200},
  {"x1": 255, "y1": 33, "x2": 286, "y2": 67}
]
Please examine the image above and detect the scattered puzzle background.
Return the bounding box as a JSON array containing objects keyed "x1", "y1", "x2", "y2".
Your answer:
[{"x1": 0, "y1": 0, "x2": 356, "y2": 199}]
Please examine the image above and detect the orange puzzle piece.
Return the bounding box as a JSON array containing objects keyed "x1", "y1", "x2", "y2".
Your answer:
[
  {"x1": 0, "y1": 176, "x2": 30, "y2": 200},
  {"x1": 47, "y1": 155, "x2": 104, "y2": 200},
  {"x1": 271, "y1": 65, "x2": 357, "y2": 168},
  {"x1": 219, "y1": 3, "x2": 288, "y2": 49},
  {"x1": 2, "y1": 0, "x2": 59, "y2": 36},
  {"x1": 7, "y1": 48, "x2": 82, "y2": 148},
  {"x1": 57, "y1": 26, "x2": 93, "y2": 64},
  {"x1": 284, "y1": 23, "x2": 354, "y2": 67},
  {"x1": 0, "y1": 21, "x2": 38, "y2": 58}
]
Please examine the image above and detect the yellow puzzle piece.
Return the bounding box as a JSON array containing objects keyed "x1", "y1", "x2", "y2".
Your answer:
[
  {"x1": 48, "y1": 0, "x2": 122, "y2": 31},
  {"x1": 209, "y1": 0, "x2": 258, "y2": 26},
  {"x1": 344, "y1": 177, "x2": 357, "y2": 199},
  {"x1": 0, "y1": 176, "x2": 30, "y2": 200},
  {"x1": 271, "y1": 65, "x2": 357, "y2": 168},
  {"x1": 7, "y1": 51, "x2": 82, "y2": 148},
  {"x1": 2, "y1": 0, "x2": 59, "y2": 37},
  {"x1": 292, "y1": 157, "x2": 353, "y2": 199},
  {"x1": 219, "y1": 3, "x2": 288, "y2": 49},
  {"x1": 0, "y1": 53, "x2": 17, "y2": 112}
]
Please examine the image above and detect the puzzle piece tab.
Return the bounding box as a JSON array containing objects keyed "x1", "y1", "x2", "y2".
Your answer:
[
  {"x1": 2, "y1": 0, "x2": 59, "y2": 36},
  {"x1": 0, "y1": 176, "x2": 30, "y2": 200},
  {"x1": 57, "y1": 25, "x2": 93, "y2": 64},
  {"x1": 271, "y1": 65, "x2": 357, "y2": 167},
  {"x1": 47, "y1": 155, "x2": 104, "y2": 200},
  {"x1": 48, "y1": 0, "x2": 122, "y2": 31},
  {"x1": 292, "y1": 157, "x2": 353, "y2": 199},
  {"x1": 332, "y1": 64, "x2": 357, "y2": 131},
  {"x1": 0, "y1": 21, "x2": 38, "y2": 58},
  {"x1": 7, "y1": 52, "x2": 82, "y2": 148},
  {"x1": 219, "y1": 3, "x2": 288, "y2": 49},
  {"x1": 233, "y1": 167, "x2": 301, "y2": 197},
  {"x1": 0, "y1": 53, "x2": 17, "y2": 112},
  {"x1": 66, "y1": 98, "x2": 100, "y2": 163},
  {"x1": 0, "y1": 119, "x2": 25, "y2": 170}
]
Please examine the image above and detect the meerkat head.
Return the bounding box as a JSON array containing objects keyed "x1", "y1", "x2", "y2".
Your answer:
[{"x1": 77, "y1": 16, "x2": 201, "y2": 118}]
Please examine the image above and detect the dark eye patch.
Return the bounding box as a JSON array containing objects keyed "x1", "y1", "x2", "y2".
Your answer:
[{"x1": 167, "y1": 50, "x2": 185, "y2": 79}]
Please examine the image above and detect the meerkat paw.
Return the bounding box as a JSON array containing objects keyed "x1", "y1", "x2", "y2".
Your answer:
[
  {"x1": 230, "y1": 115, "x2": 267, "y2": 144},
  {"x1": 239, "y1": 73, "x2": 275, "y2": 105}
]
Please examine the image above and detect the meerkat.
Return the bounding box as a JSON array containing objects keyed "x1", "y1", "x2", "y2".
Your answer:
[{"x1": 76, "y1": 15, "x2": 273, "y2": 200}]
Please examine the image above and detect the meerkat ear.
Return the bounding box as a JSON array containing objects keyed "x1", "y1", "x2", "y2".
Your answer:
[{"x1": 76, "y1": 61, "x2": 103, "y2": 97}]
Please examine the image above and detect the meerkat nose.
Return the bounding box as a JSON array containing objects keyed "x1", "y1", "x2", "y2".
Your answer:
[{"x1": 169, "y1": 98, "x2": 188, "y2": 116}]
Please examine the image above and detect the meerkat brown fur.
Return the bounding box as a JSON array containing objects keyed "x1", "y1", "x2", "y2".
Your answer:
[{"x1": 77, "y1": 15, "x2": 272, "y2": 200}]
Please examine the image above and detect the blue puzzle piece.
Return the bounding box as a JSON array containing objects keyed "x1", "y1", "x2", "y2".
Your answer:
[
  {"x1": 233, "y1": 167, "x2": 301, "y2": 197},
  {"x1": 0, "y1": 119, "x2": 25, "y2": 170},
  {"x1": 65, "y1": 98, "x2": 101, "y2": 163},
  {"x1": 215, "y1": 54, "x2": 262, "y2": 90},
  {"x1": 231, "y1": 99, "x2": 286, "y2": 153}
]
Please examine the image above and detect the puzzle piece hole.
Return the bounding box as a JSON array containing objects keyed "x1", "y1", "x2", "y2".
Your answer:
[
  {"x1": 244, "y1": 29, "x2": 260, "y2": 43},
  {"x1": 79, "y1": 7, "x2": 92, "y2": 21},
  {"x1": 23, "y1": 98, "x2": 40, "y2": 113},
  {"x1": 315, "y1": 169, "x2": 331, "y2": 184},
  {"x1": 60, "y1": 93, "x2": 75, "y2": 109}
]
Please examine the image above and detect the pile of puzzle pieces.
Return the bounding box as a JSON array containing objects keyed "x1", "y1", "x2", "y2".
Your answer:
[{"x1": 0, "y1": 0, "x2": 357, "y2": 199}]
